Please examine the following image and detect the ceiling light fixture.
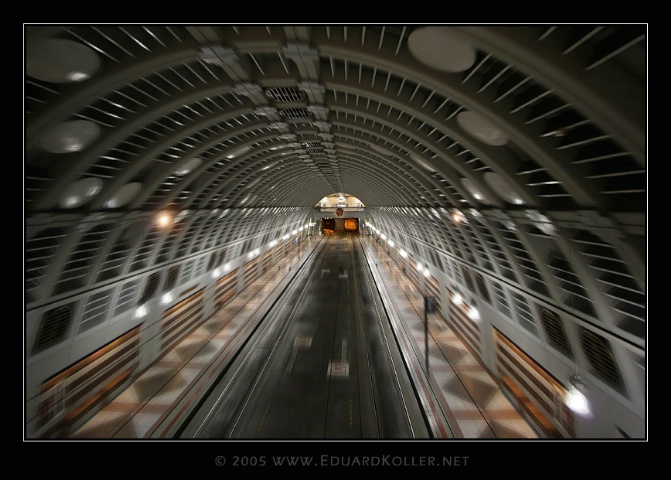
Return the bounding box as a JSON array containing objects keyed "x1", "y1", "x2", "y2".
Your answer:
[
  {"x1": 157, "y1": 211, "x2": 173, "y2": 228},
  {"x1": 564, "y1": 240, "x2": 592, "y2": 416},
  {"x1": 134, "y1": 304, "x2": 148, "y2": 318},
  {"x1": 566, "y1": 373, "x2": 590, "y2": 415}
]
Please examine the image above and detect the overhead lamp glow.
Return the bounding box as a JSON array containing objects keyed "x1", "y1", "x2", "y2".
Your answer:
[
  {"x1": 451, "y1": 210, "x2": 467, "y2": 224},
  {"x1": 416, "y1": 264, "x2": 424, "y2": 272},
  {"x1": 134, "y1": 305, "x2": 148, "y2": 318},
  {"x1": 468, "y1": 307, "x2": 480, "y2": 320},
  {"x1": 212, "y1": 268, "x2": 221, "y2": 278},
  {"x1": 161, "y1": 292, "x2": 173, "y2": 305},
  {"x1": 399, "y1": 249, "x2": 408, "y2": 258},
  {"x1": 387, "y1": 240, "x2": 395, "y2": 247},
  {"x1": 157, "y1": 211, "x2": 173, "y2": 228},
  {"x1": 452, "y1": 293, "x2": 463, "y2": 306},
  {"x1": 565, "y1": 374, "x2": 591, "y2": 416}
]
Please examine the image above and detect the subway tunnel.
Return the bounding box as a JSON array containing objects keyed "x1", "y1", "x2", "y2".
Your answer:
[{"x1": 24, "y1": 24, "x2": 647, "y2": 441}]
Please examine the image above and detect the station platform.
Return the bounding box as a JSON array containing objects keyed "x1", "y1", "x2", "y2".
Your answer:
[{"x1": 69, "y1": 233, "x2": 538, "y2": 439}]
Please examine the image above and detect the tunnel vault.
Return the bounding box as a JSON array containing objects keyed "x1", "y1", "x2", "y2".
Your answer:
[{"x1": 25, "y1": 24, "x2": 646, "y2": 439}]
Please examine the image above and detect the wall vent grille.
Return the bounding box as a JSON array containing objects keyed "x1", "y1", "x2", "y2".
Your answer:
[
  {"x1": 32, "y1": 305, "x2": 73, "y2": 355},
  {"x1": 539, "y1": 307, "x2": 572, "y2": 357},
  {"x1": 266, "y1": 87, "x2": 305, "y2": 103},
  {"x1": 580, "y1": 328, "x2": 624, "y2": 391}
]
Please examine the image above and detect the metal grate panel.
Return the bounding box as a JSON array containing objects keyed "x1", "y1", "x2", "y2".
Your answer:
[
  {"x1": 539, "y1": 307, "x2": 572, "y2": 357},
  {"x1": 32, "y1": 305, "x2": 73, "y2": 355},
  {"x1": 580, "y1": 328, "x2": 624, "y2": 391},
  {"x1": 266, "y1": 86, "x2": 305, "y2": 103},
  {"x1": 279, "y1": 108, "x2": 312, "y2": 119},
  {"x1": 164, "y1": 265, "x2": 180, "y2": 292},
  {"x1": 139, "y1": 272, "x2": 161, "y2": 304}
]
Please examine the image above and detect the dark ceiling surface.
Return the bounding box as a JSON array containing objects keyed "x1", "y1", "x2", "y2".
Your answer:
[{"x1": 24, "y1": 24, "x2": 647, "y2": 439}]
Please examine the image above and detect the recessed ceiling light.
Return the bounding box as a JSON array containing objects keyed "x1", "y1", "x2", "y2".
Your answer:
[
  {"x1": 40, "y1": 120, "x2": 101, "y2": 153},
  {"x1": 461, "y1": 178, "x2": 493, "y2": 205},
  {"x1": 409, "y1": 153, "x2": 436, "y2": 172},
  {"x1": 26, "y1": 38, "x2": 100, "y2": 83},
  {"x1": 457, "y1": 111, "x2": 508, "y2": 146},
  {"x1": 173, "y1": 157, "x2": 202, "y2": 176},
  {"x1": 104, "y1": 182, "x2": 141, "y2": 209},
  {"x1": 484, "y1": 172, "x2": 525, "y2": 205},
  {"x1": 369, "y1": 143, "x2": 393, "y2": 156},
  {"x1": 226, "y1": 145, "x2": 251, "y2": 159},
  {"x1": 58, "y1": 177, "x2": 103, "y2": 209},
  {"x1": 408, "y1": 27, "x2": 476, "y2": 73}
]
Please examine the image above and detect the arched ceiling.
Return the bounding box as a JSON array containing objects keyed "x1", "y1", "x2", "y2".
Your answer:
[
  {"x1": 26, "y1": 25, "x2": 646, "y2": 216},
  {"x1": 24, "y1": 24, "x2": 647, "y2": 438}
]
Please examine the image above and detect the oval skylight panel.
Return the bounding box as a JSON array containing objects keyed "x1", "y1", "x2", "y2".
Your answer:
[
  {"x1": 369, "y1": 143, "x2": 393, "y2": 156},
  {"x1": 58, "y1": 177, "x2": 103, "y2": 209},
  {"x1": 461, "y1": 177, "x2": 493, "y2": 205},
  {"x1": 225, "y1": 145, "x2": 252, "y2": 159},
  {"x1": 409, "y1": 153, "x2": 436, "y2": 172},
  {"x1": 408, "y1": 27, "x2": 477, "y2": 73},
  {"x1": 39, "y1": 120, "x2": 101, "y2": 153},
  {"x1": 457, "y1": 111, "x2": 508, "y2": 146},
  {"x1": 484, "y1": 171, "x2": 525, "y2": 205},
  {"x1": 104, "y1": 182, "x2": 141, "y2": 209},
  {"x1": 26, "y1": 38, "x2": 100, "y2": 83},
  {"x1": 173, "y1": 157, "x2": 202, "y2": 176}
]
